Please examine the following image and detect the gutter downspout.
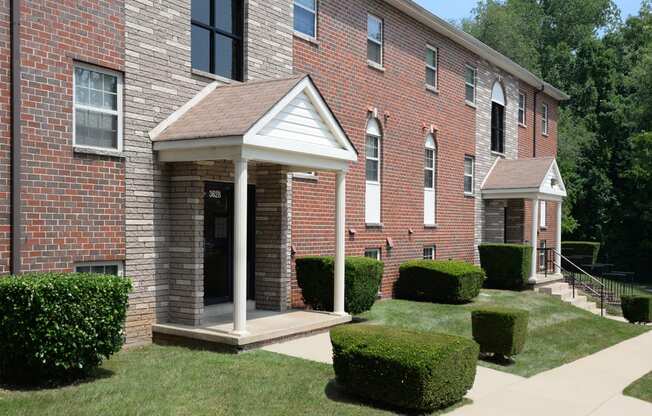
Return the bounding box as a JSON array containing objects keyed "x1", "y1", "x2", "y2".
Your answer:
[
  {"x1": 10, "y1": 0, "x2": 22, "y2": 275},
  {"x1": 532, "y1": 84, "x2": 544, "y2": 158}
]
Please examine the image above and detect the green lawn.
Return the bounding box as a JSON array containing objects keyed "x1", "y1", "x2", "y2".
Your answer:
[
  {"x1": 358, "y1": 289, "x2": 650, "y2": 377},
  {"x1": 624, "y1": 371, "x2": 652, "y2": 403},
  {"x1": 0, "y1": 345, "x2": 465, "y2": 416}
]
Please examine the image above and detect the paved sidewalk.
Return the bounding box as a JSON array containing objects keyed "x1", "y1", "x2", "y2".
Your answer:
[{"x1": 263, "y1": 330, "x2": 652, "y2": 416}]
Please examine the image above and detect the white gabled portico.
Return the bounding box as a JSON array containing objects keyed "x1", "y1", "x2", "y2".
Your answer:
[
  {"x1": 149, "y1": 75, "x2": 357, "y2": 338},
  {"x1": 481, "y1": 157, "x2": 567, "y2": 284}
]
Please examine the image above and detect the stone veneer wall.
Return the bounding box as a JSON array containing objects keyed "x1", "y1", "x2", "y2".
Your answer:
[
  {"x1": 124, "y1": 0, "x2": 294, "y2": 342},
  {"x1": 473, "y1": 64, "x2": 519, "y2": 261}
]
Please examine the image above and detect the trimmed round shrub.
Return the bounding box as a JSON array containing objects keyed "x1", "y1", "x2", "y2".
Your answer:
[
  {"x1": 478, "y1": 244, "x2": 532, "y2": 290},
  {"x1": 331, "y1": 324, "x2": 479, "y2": 412},
  {"x1": 0, "y1": 273, "x2": 132, "y2": 382},
  {"x1": 395, "y1": 260, "x2": 485, "y2": 304},
  {"x1": 472, "y1": 307, "x2": 529, "y2": 358},
  {"x1": 621, "y1": 295, "x2": 652, "y2": 324},
  {"x1": 296, "y1": 256, "x2": 383, "y2": 314}
]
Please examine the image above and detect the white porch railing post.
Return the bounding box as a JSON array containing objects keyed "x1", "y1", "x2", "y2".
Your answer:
[
  {"x1": 556, "y1": 200, "x2": 563, "y2": 274},
  {"x1": 233, "y1": 159, "x2": 248, "y2": 334},
  {"x1": 529, "y1": 198, "x2": 540, "y2": 283},
  {"x1": 334, "y1": 170, "x2": 346, "y2": 316}
]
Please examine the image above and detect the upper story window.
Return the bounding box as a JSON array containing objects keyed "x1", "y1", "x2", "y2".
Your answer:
[
  {"x1": 367, "y1": 14, "x2": 383, "y2": 66},
  {"x1": 423, "y1": 246, "x2": 436, "y2": 260},
  {"x1": 425, "y1": 45, "x2": 438, "y2": 90},
  {"x1": 542, "y1": 103, "x2": 549, "y2": 136},
  {"x1": 74, "y1": 63, "x2": 123, "y2": 151},
  {"x1": 518, "y1": 92, "x2": 526, "y2": 126},
  {"x1": 424, "y1": 134, "x2": 437, "y2": 225},
  {"x1": 365, "y1": 118, "x2": 382, "y2": 225},
  {"x1": 464, "y1": 155, "x2": 475, "y2": 195},
  {"x1": 491, "y1": 82, "x2": 506, "y2": 154},
  {"x1": 191, "y1": 0, "x2": 243, "y2": 81},
  {"x1": 294, "y1": 0, "x2": 317, "y2": 38},
  {"x1": 465, "y1": 66, "x2": 477, "y2": 105}
]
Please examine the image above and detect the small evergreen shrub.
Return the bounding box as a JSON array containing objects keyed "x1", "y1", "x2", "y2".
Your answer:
[
  {"x1": 561, "y1": 242, "x2": 601, "y2": 269},
  {"x1": 0, "y1": 273, "x2": 132, "y2": 382},
  {"x1": 471, "y1": 307, "x2": 529, "y2": 359},
  {"x1": 331, "y1": 324, "x2": 479, "y2": 411},
  {"x1": 295, "y1": 256, "x2": 383, "y2": 314},
  {"x1": 395, "y1": 260, "x2": 485, "y2": 304},
  {"x1": 479, "y1": 244, "x2": 532, "y2": 290},
  {"x1": 621, "y1": 295, "x2": 652, "y2": 324}
]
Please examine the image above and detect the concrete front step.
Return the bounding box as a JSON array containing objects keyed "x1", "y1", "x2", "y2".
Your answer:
[{"x1": 535, "y1": 282, "x2": 605, "y2": 316}]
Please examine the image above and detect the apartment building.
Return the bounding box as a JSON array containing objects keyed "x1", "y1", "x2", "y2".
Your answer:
[{"x1": 1, "y1": 0, "x2": 568, "y2": 345}]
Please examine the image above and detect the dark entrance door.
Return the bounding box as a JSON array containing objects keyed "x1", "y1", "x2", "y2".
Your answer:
[{"x1": 204, "y1": 182, "x2": 255, "y2": 305}]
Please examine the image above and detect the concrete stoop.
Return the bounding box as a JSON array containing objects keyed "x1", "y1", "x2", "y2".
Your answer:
[{"x1": 535, "y1": 282, "x2": 606, "y2": 316}]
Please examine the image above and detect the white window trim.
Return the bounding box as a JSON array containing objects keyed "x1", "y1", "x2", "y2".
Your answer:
[
  {"x1": 364, "y1": 248, "x2": 381, "y2": 260},
  {"x1": 425, "y1": 45, "x2": 438, "y2": 90},
  {"x1": 366, "y1": 134, "x2": 381, "y2": 185},
  {"x1": 518, "y1": 92, "x2": 527, "y2": 126},
  {"x1": 293, "y1": 0, "x2": 318, "y2": 40},
  {"x1": 75, "y1": 261, "x2": 125, "y2": 276},
  {"x1": 465, "y1": 65, "x2": 477, "y2": 106},
  {"x1": 73, "y1": 62, "x2": 124, "y2": 153},
  {"x1": 464, "y1": 155, "x2": 475, "y2": 196},
  {"x1": 367, "y1": 14, "x2": 383, "y2": 66},
  {"x1": 542, "y1": 103, "x2": 549, "y2": 136},
  {"x1": 423, "y1": 246, "x2": 436, "y2": 260},
  {"x1": 424, "y1": 148, "x2": 435, "y2": 191},
  {"x1": 540, "y1": 200, "x2": 547, "y2": 228}
]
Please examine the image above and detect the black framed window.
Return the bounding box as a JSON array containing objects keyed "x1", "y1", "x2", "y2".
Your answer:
[
  {"x1": 491, "y1": 102, "x2": 505, "y2": 154},
  {"x1": 191, "y1": 0, "x2": 244, "y2": 81}
]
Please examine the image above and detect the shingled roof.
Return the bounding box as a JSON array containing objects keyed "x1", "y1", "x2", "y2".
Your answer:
[
  {"x1": 482, "y1": 157, "x2": 556, "y2": 191},
  {"x1": 153, "y1": 75, "x2": 307, "y2": 142}
]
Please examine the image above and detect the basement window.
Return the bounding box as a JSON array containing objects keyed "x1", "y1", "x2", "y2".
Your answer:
[
  {"x1": 423, "y1": 246, "x2": 436, "y2": 260},
  {"x1": 75, "y1": 261, "x2": 124, "y2": 276},
  {"x1": 364, "y1": 248, "x2": 381, "y2": 260}
]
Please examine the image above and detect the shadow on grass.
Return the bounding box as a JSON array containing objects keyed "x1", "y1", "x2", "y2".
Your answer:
[
  {"x1": 479, "y1": 353, "x2": 516, "y2": 367},
  {"x1": 324, "y1": 379, "x2": 471, "y2": 415},
  {"x1": 0, "y1": 367, "x2": 115, "y2": 392}
]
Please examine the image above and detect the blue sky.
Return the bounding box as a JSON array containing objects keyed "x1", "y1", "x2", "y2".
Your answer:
[{"x1": 416, "y1": 0, "x2": 644, "y2": 22}]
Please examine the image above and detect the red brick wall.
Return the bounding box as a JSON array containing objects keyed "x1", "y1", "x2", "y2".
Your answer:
[
  {"x1": 291, "y1": 0, "x2": 480, "y2": 302},
  {"x1": 0, "y1": 0, "x2": 125, "y2": 274}
]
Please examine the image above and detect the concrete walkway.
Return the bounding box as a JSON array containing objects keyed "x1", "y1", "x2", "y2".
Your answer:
[{"x1": 263, "y1": 330, "x2": 652, "y2": 415}]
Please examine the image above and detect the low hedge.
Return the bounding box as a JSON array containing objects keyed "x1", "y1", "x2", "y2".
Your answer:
[
  {"x1": 0, "y1": 273, "x2": 132, "y2": 382},
  {"x1": 395, "y1": 260, "x2": 485, "y2": 304},
  {"x1": 331, "y1": 324, "x2": 478, "y2": 411},
  {"x1": 562, "y1": 241, "x2": 601, "y2": 268},
  {"x1": 621, "y1": 295, "x2": 652, "y2": 324},
  {"x1": 472, "y1": 307, "x2": 529, "y2": 358},
  {"x1": 296, "y1": 256, "x2": 383, "y2": 315},
  {"x1": 478, "y1": 244, "x2": 532, "y2": 290}
]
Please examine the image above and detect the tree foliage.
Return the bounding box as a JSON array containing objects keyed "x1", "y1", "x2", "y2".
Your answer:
[{"x1": 464, "y1": 0, "x2": 652, "y2": 277}]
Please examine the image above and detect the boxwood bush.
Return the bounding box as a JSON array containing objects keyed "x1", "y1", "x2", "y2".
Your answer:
[
  {"x1": 0, "y1": 273, "x2": 132, "y2": 382},
  {"x1": 478, "y1": 244, "x2": 532, "y2": 290},
  {"x1": 472, "y1": 307, "x2": 529, "y2": 359},
  {"x1": 621, "y1": 295, "x2": 652, "y2": 324},
  {"x1": 331, "y1": 324, "x2": 478, "y2": 411},
  {"x1": 296, "y1": 256, "x2": 383, "y2": 314},
  {"x1": 395, "y1": 260, "x2": 485, "y2": 304}
]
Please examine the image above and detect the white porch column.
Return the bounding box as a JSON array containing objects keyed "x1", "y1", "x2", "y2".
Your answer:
[
  {"x1": 556, "y1": 200, "x2": 563, "y2": 274},
  {"x1": 334, "y1": 170, "x2": 346, "y2": 316},
  {"x1": 529, "y1": 198, "x2": 540, "y2": 283},
  {"x1": 233, "y1": 159, "x2": 248, "y2": 334}
]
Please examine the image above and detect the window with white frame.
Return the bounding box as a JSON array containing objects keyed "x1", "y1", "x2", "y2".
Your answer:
[
  {"x1": 426, "y1": 45, "x2": 438, "y2": 89},
  {"x1": 423, "y1": 246, "x2": 436, "y2": 260},
  {"x1": 367, "y1": 14, "x2": 383, "y2": 66},
  {"x1": 542, "y1": 103, "x2": 549, "y2": 135},
  {"x1": 540, "y1": 200, "x2": 547, "y2": 228},
  {"x1": 364, "y1": 248, "x2": 381, "y2": 260},
  {"x1": 294, "y1": 0, "x2": 317, "y2": 38},
  {"x1": 75, "y1": 261, "x2": 124, "y2": 276},
  {"x1": 518, "y1": 92, "x2": 526, "y2": 125},
  {"x1": 465, "y1": 66, "x2": 476, "y2": 104},
  {"x1": 464, "y1": 156, "x2": 475, "y2": 195},
  {"x1": 424, "y1": 134, "x2": 437, "y2": 225},
  {"x1": 365, "y1": 118, "x2": 382, "y2": 224},
  {"x1": 74, "y1": 64, "x2": 123, "y2": 151}
]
